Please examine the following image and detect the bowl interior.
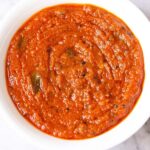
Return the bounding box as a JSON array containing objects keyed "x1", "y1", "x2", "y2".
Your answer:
[{"x1": 0, "y1": 0, "x2": 150, "y2": 150}]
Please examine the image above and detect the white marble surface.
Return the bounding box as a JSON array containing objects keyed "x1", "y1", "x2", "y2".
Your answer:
[{"x1": 0, "y1": 0, "x2": 149, "y2": 150}]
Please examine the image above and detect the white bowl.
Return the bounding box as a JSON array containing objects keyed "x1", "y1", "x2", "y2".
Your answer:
[{"x1": 0, "y1": 0, "x2": 150, "y2": 149}]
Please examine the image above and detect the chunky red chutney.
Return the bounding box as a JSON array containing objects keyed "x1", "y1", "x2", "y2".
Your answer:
[{"x1": 6, "y1": 4, "x2": 144, "y2": 139}]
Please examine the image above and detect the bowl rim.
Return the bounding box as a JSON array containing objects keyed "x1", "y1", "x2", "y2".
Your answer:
[{"x1": 0, "y1": 0, "x2": 150, "y2": 150}]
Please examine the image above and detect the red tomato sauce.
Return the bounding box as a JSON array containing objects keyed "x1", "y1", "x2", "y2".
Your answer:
[{"x1": 6, "y1": 4, "x2": 144, "y2": 139}]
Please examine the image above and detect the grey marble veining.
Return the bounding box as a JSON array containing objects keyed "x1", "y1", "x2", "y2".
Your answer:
[
  {"x1": 112, "y1": 120, "x2": 150, "y2": 150},
  {"x1": 0, "y1": 0, "x2": 149, "y2": 150},
  {"x1": 131, "y1": 0, "x2": 150, "y2": 19}
]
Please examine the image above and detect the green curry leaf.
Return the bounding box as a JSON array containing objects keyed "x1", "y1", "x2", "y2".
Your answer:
[{"x1": 31, "y1": 72, "x2": 41, "y2": 94}]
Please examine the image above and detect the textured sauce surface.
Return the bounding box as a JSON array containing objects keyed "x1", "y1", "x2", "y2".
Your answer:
[{"x1": 6, "y1": 4, "x2": 144, "y2": 139}]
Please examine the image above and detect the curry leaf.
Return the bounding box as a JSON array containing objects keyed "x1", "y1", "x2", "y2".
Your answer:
[
  {"x1": 18, "y1": 36, "x2": 24, "y2": 48},
  {"x1": 66, "y1": 48, "x2": 75, "y2": 57},
  {"x1": 31, "y1": 72, "x2": 41, "y2": 94}
]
